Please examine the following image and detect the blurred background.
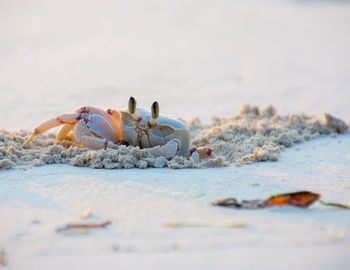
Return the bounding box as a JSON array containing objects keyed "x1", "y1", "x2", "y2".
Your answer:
[{"x1": 0, "y1": 0, "x2": 349, "y2": 130}]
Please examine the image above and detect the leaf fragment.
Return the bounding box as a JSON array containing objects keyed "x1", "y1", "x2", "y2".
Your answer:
[
  {"x1": 212, "y1": 198, "x2": 264, "y2": 209},
  {"x1": 264, "y1": 191, "x2": 321, "y2": 208},
  {"x1": 56, "y1": 221, "x2": 111, "y2": 235},
  {"x1": 319, "y1": 200, "x2": 350, "y2": 209}
]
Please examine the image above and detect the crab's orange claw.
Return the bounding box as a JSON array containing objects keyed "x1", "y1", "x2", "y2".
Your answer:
[{"x1": 106, "y1": 109, "x2": 123, "y2": 141}]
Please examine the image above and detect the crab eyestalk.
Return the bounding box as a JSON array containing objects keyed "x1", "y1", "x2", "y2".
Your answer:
[
  {"x1": 150, "y1": 101, "x2": 159, "y2": 126},
  {"x1": 128, "y1": 96, "x2": 138, "y2": 120}
]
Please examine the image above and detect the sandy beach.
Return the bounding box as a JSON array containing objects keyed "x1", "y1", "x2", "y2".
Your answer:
[
  {"x1": 1, "y1": 135, "x2": 350, "y2": 269},
  {"x1": 1, "y1": 0, "x2": 350, "y2": 269}
]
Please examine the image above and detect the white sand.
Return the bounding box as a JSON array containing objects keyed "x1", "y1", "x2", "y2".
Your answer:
[
  {"x1": 1, "y1": 135, "x2": 350, "y2": 270},
  {"x1": 1, "y1": 0, "x2": 350, "y2": 269}
]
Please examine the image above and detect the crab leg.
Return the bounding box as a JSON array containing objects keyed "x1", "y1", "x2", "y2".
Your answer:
[
  {"x1": 55, "y1": 124, "x2": 75, "y2": 142},
  {"x1": 27, "y1": 113, "x2": 80, "y2": 143},
  {"x1": 80, "y1": 135, "x2": 121, "y2": 150}
]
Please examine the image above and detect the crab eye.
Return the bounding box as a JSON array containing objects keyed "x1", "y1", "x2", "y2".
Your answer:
[
  {"x1": 151, "y1": 101, "x2": 159, "y2": 120},
  {"x1": 128, "y1": 96, "x2": 136, "y2": 115}
]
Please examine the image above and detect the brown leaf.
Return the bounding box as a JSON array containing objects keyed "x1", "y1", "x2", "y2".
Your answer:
[
  {"x1": 56, "y1": 221, "x2": 111, "y2": 235},
  {"x1": 212, "y1": 191, "x2": 321, "y2": 209},
  {"x1": 263, "y1": 191, "x2": 321, "y2": 208}
]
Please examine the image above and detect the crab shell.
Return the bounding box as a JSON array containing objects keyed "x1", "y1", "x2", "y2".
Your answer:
[{"x1": 120, "y1": 108, "x2": 191, "y2": 156}]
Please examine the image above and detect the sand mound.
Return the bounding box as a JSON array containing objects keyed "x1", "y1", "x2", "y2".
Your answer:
[
  {"x1": 189, "y1": 105, "x2": 348, "y2": 165},
  {"x1": 0, "y1": 105, "x2": 348, "y2": 170}
]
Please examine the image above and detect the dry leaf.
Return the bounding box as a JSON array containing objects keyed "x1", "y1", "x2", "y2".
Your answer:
[
  {"x1": 56, "y1": 221, "x2": 111, "y2": 235},
  {"x1": 263, "y1": 191, "x2": 321, "y2": 208},
  {"x1": 212, "y1": 191, "x2": 321, "y2": 209}
]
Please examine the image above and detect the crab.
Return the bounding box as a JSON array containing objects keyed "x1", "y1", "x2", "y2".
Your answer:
[{"x1": 26, "y1": 97, "x2": 216, "y2": 162}]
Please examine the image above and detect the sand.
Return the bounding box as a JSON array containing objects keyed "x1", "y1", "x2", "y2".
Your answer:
[
  {"x1": 0, "y1": 105, "x2": 347, "y2": 171},
  {"x1": 1, "y1": 135, "x2": 350, "y2": 270},
  {"x1": 1, "y1": 1, "x2": 350, "y2": 268}
]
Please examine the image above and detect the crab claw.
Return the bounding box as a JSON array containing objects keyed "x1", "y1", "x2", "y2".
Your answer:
[
  {"x1": 128, "y1": 96, "x2": 138, "y2": 120},
  {"x1": 150, "y1": 101, "x2": 159, "y2": 126},
  {"x1": 146, "y1": 139, "x2": 179, "y2": 159},
  {"x1": 161, "y1": 140, "x2": 179, "y2": 159}
]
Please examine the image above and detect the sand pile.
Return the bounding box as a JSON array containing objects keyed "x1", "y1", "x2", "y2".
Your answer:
[
  {"x1": 0, "y1": 105, "x2": 348, "y2": 170},
  {"x1": 189, "y1": 105, "x2": 348, "y2": 165}
]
